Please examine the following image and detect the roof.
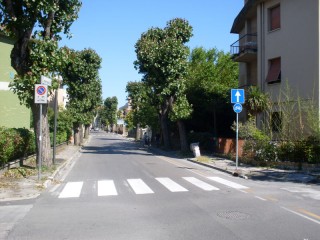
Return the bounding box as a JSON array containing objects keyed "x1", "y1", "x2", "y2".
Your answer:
[{"x1": 231, "y1": 0, "x2": 264, "y2": 33}]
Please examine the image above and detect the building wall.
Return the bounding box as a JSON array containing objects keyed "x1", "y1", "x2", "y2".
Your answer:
[
  {"x1": 0, "y1": 35, "x2": 30, "y2": 129},
  {"x1": 259, "y1": 0, "x2": 319, "y2": 106}
]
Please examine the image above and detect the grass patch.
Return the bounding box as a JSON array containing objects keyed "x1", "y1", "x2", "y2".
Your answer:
[{"x1": 196, "y1": 156, "x2": 211, "y2": 163}]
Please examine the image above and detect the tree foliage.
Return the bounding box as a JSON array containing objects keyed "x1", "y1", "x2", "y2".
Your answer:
[
  {"x1": 186, "y1": 47, "x2": 238, "y2": 137},
  {"x1": 125, "y1": 81, "x2": 158, "y2": 131},
  {"x1": 101, "y1": 96, "x2": 118, "y2": 129},
  {"x1": 0, "y1": 0, "x2": 81, "y2": 166},
  {"x1": 134, "y1": 18, "x2": 193, "y2": 150},
  {"x1": 62, "y1": 48, "x2": 102, "y2": 144}
]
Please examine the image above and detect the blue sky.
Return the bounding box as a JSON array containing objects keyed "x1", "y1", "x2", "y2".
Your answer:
[{"x1": 60, "y1": 0, "x2": 243, "y2": 108}]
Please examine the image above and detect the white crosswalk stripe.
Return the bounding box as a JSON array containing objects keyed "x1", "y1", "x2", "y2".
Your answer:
[
  {"x1": 58, "y1": 182, "x2": 83, "y2": 198},
  {"x1": 207, "y1": 177, "x2": 249, "y2": 190},
  {"x1": 127, "y1": 178, "x2": 154, "y2": 194},
  {"x1": 56, "y1": 176, "x2": 249, "y2": 198},
  {"x1": 156, "y1": 178, "x2": 188, "y2": 192},
  {"x1": 98, "y1": 180, "x2": 118, "y2": 196},
  {"x1": 183, "y1": 177, "x2": 219, "y2": 191}
]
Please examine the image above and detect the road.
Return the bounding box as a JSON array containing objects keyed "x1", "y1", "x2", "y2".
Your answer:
[{"x1": 2, "y1": 132, "x2": 320, "y2": 240}]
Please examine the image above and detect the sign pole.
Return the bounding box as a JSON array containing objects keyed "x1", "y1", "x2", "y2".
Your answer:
[
  {"x1": 236, "y1": 112, "x2": 239, "y2": 170},
  {"x1": 231, "y1": 88, "x2": 245, "y2": 174},
  {"x1": 38, "y1": 103, "x2": 42, "y2": 181}
]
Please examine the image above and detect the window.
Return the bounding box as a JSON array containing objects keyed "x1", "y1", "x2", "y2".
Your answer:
[
  {"x1": 271, "y1": 112, "x2": 282, "y2": 132},
  {"x1": 269, "y1": 5, "x2": 280, "y2": 31},
  {"x1": 266, "y1": 57, "x2": 281, "y2": 84}
]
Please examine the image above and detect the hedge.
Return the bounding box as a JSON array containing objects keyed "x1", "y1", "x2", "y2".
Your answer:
[{"x1": 0, "y1": 127, "x2": 36, "y2": 166}]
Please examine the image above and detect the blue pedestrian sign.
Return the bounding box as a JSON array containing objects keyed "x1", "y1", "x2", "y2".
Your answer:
[
  {"x1": 231, "y1": 89, "x2": 245, "y2": 104},
  {"x1": 233, "y1": 103, "x2": 243, "y2": 113}
]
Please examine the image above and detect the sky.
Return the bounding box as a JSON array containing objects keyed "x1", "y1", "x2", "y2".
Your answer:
[{"x1": 60, "y1": 0, "x2": 244, "y2": 108}]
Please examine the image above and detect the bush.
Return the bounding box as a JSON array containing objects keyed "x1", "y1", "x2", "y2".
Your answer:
[{"x1": 0, "y1": 127, "x2": 36, "y2": 166}]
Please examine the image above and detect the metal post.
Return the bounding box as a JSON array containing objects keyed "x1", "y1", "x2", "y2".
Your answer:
[
  {"x1": 52, "y1": 88, "x2": 58, "y2": 165},
  {"x1": 236, "y1": 112, "x2": 239, "y2": 170},
  {"x1": 38, "y1": 104, "x2": 42, "y2": 181}
]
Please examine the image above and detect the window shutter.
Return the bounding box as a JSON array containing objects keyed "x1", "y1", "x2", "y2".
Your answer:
[
  {"x1": 270, "y1": 5, "x2": 280, "y2": 30},
  {"x1": 266, "y1": 58, "x2": 281, "y2": 83}
]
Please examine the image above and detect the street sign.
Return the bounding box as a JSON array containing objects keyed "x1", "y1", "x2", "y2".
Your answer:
[
  {"x1": 233, "y1": 103, "x2": 243, "y2": 113},
  {"x1": 35, "y1": 84, "x2": 48, "y2": 104},
  {"x1": 231, "y1": 89, "x2": 245, "y2": 104},
  {"x1": 41, "y1": 75, "x2": 52, "y2": 86}
]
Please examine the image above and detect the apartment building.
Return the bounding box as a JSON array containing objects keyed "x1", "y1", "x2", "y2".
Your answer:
[
  {"x1": 230, "y1": 0, "x2": 320, "y2": 132},
  {"x1": 0, "y1": 33, "x2": 30, "y2": 128}
]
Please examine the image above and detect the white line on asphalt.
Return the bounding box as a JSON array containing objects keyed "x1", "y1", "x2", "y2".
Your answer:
[
  {"x1": 207, "y1": 177, "x2": 249, "y2": 190},
  {"x1": 98, "y1": 180, "x2": 118, "y2": 196},
  {"x1": 281, "y1": 207, "x2": 320, "y2": 225},
  {"x1": 156, "y1": 178, "x2": 188, "y2": 192},
  {"x1": 183, "y1": 177, "x2": 219, "y2": 191},
  {"x1": 127, "y1": 179, "x2": 154, "y2": 194},
  {"x1": 58, "y1": 182, "x2": 83, "y2": 198},
  {"x1": 255, "y1": 196, "x2": 267, "y2": 201}
]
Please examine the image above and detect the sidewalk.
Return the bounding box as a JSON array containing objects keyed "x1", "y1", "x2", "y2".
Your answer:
[
  {"x1": 187, "y1": 155, "x2": 320, "y2": 184},
  {"x1": 0, "y1": 144, "x2": 82, "y2": 202},
  {"x1": 147, "y1": 144, "x2": 320, "y2": 184}
]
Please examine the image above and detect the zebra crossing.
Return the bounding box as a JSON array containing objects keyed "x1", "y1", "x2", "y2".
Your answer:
[{"x1": 57, "y1": 176, "x2": 249, "y2": 199}]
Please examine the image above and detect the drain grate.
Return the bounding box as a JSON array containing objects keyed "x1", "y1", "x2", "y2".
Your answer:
[{"x1": 217, "y1": 211, "x2": 250, "y2": 220}]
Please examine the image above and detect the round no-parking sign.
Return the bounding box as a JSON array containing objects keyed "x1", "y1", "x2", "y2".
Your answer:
[{"x1": 35, "y1": 84, "x2": 48, "y2": 103}]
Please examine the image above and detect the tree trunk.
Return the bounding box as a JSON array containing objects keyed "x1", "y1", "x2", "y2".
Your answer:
[
  {"x1": 73, "y1": 123, "x2": 80, "y2": 146},
  {"x1": 11, "y1": 29, "x2": 34, "y2": 75},
  {"x1": 31, "y1": 104, "x2": 52, "y2": 167},
  {"x1": 79, "y1": 124, "x2": 84, "y2": 145},
  {"x1": 84, "y1": 124, "x2": 90, "y2": 139},
  {"x1": 177, "y1": 120, "x2": 188, "y2": 152},
  {"x1": 160, "y1": 113, "x2": 170, "y2": 150},
  {"x1": 136, "y1": 124, "x2": 140, "y2": 140}
]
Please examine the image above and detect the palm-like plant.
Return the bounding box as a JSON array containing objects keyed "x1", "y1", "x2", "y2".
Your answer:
[{"x1": 245, "y1": 86, "x2": 269, "y2": 116}]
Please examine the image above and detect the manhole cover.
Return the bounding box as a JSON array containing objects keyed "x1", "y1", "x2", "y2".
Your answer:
[{"x1": 217, "y1": 211, "x2": 250, "y2": 220}]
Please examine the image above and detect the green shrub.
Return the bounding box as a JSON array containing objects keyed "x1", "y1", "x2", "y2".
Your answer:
[{"x1": 0, "y1": 127, "x2": 36, "y2": 166}]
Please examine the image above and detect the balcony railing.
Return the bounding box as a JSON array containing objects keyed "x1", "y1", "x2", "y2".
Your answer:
[{"x1": 230, "y1": 33, "x2": 257, "y2": 62}]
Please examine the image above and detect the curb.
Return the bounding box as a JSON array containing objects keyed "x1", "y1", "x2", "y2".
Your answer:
[
  {"x1": 187, "y1": 158, "x2": 249, "y2": 179},
  {"x1": 42, "y1": 147, "x2": 81, "y2": 189}
]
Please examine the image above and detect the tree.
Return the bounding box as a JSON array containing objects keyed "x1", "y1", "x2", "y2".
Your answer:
[
  {"x1": 134, "y1": 18, "x2": 193, "y2": 150},
  {"x1": 62, "y1": 48, "x2": 102, "y2": 145},
  {"x1": 102, "y1": 97, "x2": 118, "y2": 132},
  {"x1": 0, "y1": 0, "x2": 81, "y2": 166},
  {"x1": 186, "y1": 47, "x2": 238, "y2": 137},
  {"x1": 126, "y1": 81, "x2": 159, "y2": 140}
]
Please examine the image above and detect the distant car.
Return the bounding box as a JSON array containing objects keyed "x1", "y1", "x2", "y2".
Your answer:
[{"x1": 94, "y1": 128, "x2": 99, "y2": 131}]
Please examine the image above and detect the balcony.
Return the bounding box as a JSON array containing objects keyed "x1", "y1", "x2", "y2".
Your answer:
[{"x1": 230, "y1": 33, "x2": 257, "y2": 62}]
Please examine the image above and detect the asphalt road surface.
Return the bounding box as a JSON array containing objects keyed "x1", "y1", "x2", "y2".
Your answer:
[{"x1": 3, "y1": 132, "x2": 320, "y2": 240}]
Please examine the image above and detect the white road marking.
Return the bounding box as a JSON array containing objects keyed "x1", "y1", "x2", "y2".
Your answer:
[
  {"x1": 98, "y1": 180, "x2": 118, "y2": 196},
  {"x1": 281, "y1": 207, "x2": 320, "y2": 225},
  {"x1": 58, "y1": 182, "x2": 83, "y2": 198},
  {"x1": 127, "y1": 179, "x2": 154, "y2": 194},
  {"x1": 156, "y1": 178, "x2": 188, "y2": 192},
  {"x1": 281, "y1": 187, "x2": 320, "y2": 200},
  {"x1": 255, "y1": 196, "x2": 267, "y2": 201},
  {"x1": 183, "y1": 177, "x2": 219, "y2": 191},
  {"x1": 207, "y1": 177, "x2": 249, "y2": 189}
]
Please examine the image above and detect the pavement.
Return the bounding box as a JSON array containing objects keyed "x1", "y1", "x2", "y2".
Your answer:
[{"x1": 1, "y1": 134, "x2": 319, "y2": 202}]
